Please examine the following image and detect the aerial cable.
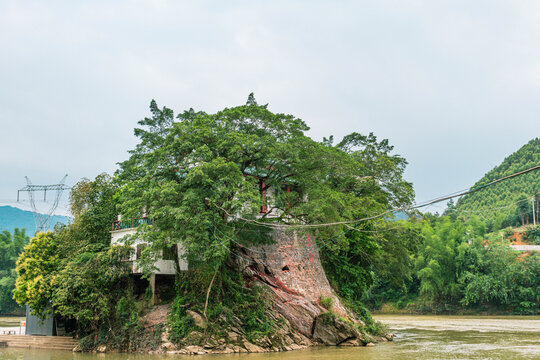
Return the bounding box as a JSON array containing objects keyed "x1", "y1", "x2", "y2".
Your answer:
[
  {"x1": 214, "y1": 164, "x2": 540, "y2": 229},
  {"x1": 207, "y1": 165, "x2": 539, "y2": 258},
  {"x1": 213, "y1": 225, "x2": 269, "y2": 254},
  {"x1": 203, "y1": 165, "x2": 540, "y2": 265},
  {"x1": 208, "y1": 225, "x2": 287, "y2": 267},
  {"x1": 457, "y1": 191, "x2": 540, "y2": 215},
  {"x1": 214, "y1": 191, "x2": 539, "y2": 258}
]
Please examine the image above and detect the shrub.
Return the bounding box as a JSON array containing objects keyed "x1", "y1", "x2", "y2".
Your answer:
[{"x1": 319, "y1": 296, "x2": 334, "y2": 310}]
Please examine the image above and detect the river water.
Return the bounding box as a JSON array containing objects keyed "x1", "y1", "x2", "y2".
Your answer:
[{"x1": 1, "y1": 315, "x2": 539, "y2": 359}]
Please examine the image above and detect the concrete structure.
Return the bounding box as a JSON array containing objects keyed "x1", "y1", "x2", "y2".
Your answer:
[
  {"x1": 110, "y1": 226, "x2": 188, "y2": 275},
  {"x1": 24, "y1": 306, "x2": 75, "y2": 337},
  {"x1": 110, "y1": 217, "x2": 188, "y2": 304},
  {"x1": 25, "y1": 305, "x2": 54, "y2": 336},
  {"x1": 0, "y1": 335, "x2": 77, "y2": 351},
  {"x1": 510, "y1": 244, "x2": 540, "y2": 252}
]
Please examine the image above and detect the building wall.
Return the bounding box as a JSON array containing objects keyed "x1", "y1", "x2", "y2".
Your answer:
[
  {"x1": 110, "y1": 228, "x2": 188, "y2": 274},
  {"x1": 25, "y1": 305, "x2": 54, "y2": 336}
]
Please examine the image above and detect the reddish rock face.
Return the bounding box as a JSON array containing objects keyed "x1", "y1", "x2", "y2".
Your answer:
[{"x1": 233, "y1": 229, "x2": 355, "y2": 338}]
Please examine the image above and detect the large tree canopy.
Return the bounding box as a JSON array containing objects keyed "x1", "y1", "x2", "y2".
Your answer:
[
  {"x1": 11, "y1": 96, "x2": 416, "y2": 348},
  {"x1": 116, "y1": 94, "x2": 414, "y2": 301}
]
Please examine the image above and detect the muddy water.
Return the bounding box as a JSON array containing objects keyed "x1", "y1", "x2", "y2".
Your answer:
[{"x1": 1, "y1": 315, "x2": 539, "y2": 359}]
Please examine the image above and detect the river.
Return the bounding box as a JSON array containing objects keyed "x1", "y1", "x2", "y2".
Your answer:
[{"x1": 1, "y1": 315, "x2": 539, "y2": 359}]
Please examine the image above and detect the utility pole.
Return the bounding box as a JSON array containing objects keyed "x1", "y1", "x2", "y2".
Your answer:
[{"x1": 533, "y1": 196, "x2": 537, "y2": 226}]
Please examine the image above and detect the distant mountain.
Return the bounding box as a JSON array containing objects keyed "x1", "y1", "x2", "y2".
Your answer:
[
  {"x1": 0, "y1": 206, "x2": 71, "y2": 235},
  {"x1": 387, "y1": 210, "x2": 409, "y2": 221},
  {"x1": 456, "y1": 138, "x2": 539, "y2": 227}
]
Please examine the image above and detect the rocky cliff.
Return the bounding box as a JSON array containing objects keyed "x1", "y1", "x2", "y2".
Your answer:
[
  {"x1": 154, "y1": 230, "x2": 390, "y2": 355},
  {"x1": 234, "y1": 229, "x2": 362, "y2": 338}
]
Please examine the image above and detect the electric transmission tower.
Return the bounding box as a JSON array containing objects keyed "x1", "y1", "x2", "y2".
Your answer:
[{"x1": 17, "y1": 175, "x2": 70, "y2": 232}]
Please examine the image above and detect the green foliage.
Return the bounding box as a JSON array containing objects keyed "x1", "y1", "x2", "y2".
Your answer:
[
  {"x1": 344, "y1": 298, "x2": 386, "y2": 336},
  {"x1": 15, "y1": 96, "x2": 417, "y2": 345},
  {"x1": 367, "y1": 213, "x2": 540, "y2": 315},
  {"x1": 459, "y1": 241, "x2": 539, "y2": 314},
  {"x1": 116, "y1": 96, "x2": 309, "y2": 275},
  {"x1": 61, "y1": 173, "x2": 119, "y2": 254},
  {"x1": 12, "y1": 174, "x2": 147, "y2": 346},
  {"x1": 0, "y1": 229, "x2": 28, "y2": 314},
  {"x1": 168, "y1": 266, "x2": 279, "y2": 345},
  {"x1": 110, "y1": 294, "x2": 145, "y2": 350},
  {"x1": 414, "y1": 218, "x2": 466, "y2": 303},
  {"x1": 523, "y1": 225, "x2": 540, "y2": 244},
  {"x1": 13, "y1": 232, "x2": 60, "y2": 317},
  {"x1": 373, "y1": 220, "x2": 421, "y2": 291},
  {"x1": 77, "y1": 292, "x2": 146, "y2": 352},
  {"x1": 363, "y1": 220, "x2": 422, "y2": 311},
  {"x1": 319, "y1": 296, "x2": 334, "y2": 310},
  {"x1": 116, "y1": 95, "x2": 414, "y2": 312},
  {"x1": 307, "y1": 133, "x2": 414, "y2": 310},
  {"x1": 217, "y1": 269, "x2": 278, "y2": 342},
  {"x1": 456, "y1": 138, "x2": 539, "y2": 229},
  {"x1": 317, "y1": 311, "x2": 336, "y2": 325},
  {"x1": 167, "y1": 295, "x2": 195, "y2": 344},
  {"x1": 51, "y1": 245, "x2": 133, "y2": 332}
]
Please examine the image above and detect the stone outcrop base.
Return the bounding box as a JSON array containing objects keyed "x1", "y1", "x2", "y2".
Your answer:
[{"x1": 157, "y1": 310, "x2": 380, "y2": 355}]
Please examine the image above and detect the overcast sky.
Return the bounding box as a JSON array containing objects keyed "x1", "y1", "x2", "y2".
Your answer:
[{"x1": 1, "y1": 1, "x2": 538, "y2": 216}]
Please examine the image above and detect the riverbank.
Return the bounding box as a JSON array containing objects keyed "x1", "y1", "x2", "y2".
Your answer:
[
  {"x1": 371, "y1": 301, "x2": 538, "y2": 316},
  {"x1": 77, "y1": 303, "x2": 391, "y2": 355},
  {"x1": 1, "y1": 315, "x2": 538, "y2": 359}
]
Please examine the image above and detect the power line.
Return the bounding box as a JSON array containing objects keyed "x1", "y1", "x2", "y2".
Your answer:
[
  {"x1": 208, "y1": 226, "x2": 288, "y2": 267},
  {"x1": 215, "y1": 164, "x2": 540, "y2": 229},
  {"x1": 457, "y1": 191, "x2": 540, "y2": 215}
]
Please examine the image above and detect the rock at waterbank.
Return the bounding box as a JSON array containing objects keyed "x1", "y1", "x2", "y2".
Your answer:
[
  {"x1": 155, "y1": 308, "x2": 372, "y2": 355},
  {"x1": 311, "y1": 312, "x2": 366, "y2": 346},
  {"x1": 186, "y1": 310, "x2": 206, "y2": 328}
]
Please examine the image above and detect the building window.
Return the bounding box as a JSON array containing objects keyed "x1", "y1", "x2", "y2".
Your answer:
[
  {"x1": 136, "y1": 244, "x2": 147, "y2": 260},
  {"x1": 163, "y1": 244, "x2": 177, "y2": 260}
]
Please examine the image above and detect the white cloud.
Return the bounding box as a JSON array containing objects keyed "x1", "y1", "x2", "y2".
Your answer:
[{"x1": 0, "y1": 0, "x2": 538, "y2": 211}]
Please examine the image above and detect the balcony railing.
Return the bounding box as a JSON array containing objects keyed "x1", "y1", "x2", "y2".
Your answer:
[{"x1": 112, "y1": 217, "x2": 154, "y2": 231}]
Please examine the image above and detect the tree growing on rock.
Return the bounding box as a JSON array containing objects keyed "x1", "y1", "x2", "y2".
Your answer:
[{"x1": 115, "y1": 94, "x2": 414, "y2": 336}]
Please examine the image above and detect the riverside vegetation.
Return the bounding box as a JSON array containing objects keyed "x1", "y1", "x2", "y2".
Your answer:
[
  {"x1": 0, "y1": 228, "x2": 28, "y2": 316},
  {"x1": 366, "y1": 139, "x2": 540, "y2": 315},
  {"x1": 4, "y1": 97, "x2": 539, "y2": 353}
]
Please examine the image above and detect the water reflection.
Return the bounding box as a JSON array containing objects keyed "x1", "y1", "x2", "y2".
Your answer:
[{"x1": 1, "y1": 315, "x2": 539, "y2": 360}]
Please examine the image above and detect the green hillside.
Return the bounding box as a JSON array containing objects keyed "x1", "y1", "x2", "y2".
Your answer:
[
  {"x1": 455, "y1": 138, "x2": 539, "y2": 229},
  {"x1": 0, "y1": 206, "x2": 71, "y2": 235}
]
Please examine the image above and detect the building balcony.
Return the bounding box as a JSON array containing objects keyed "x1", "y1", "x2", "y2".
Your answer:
[{"x1": 112, "y1": 217, "x2": 154, "y2": 231}]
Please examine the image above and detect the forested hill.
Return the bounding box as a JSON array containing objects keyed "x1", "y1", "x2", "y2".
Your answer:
[
  {"x1": 455, "y1": 138, "x2": 539, "y2": 228},
  {"x1": 0, "y1": 206, "x2": 70, "y2": 235}
]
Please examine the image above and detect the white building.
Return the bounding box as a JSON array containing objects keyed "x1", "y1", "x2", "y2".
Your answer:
[{"x1": 110, "y1": 217, "x2": 188, "y2": 303}]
